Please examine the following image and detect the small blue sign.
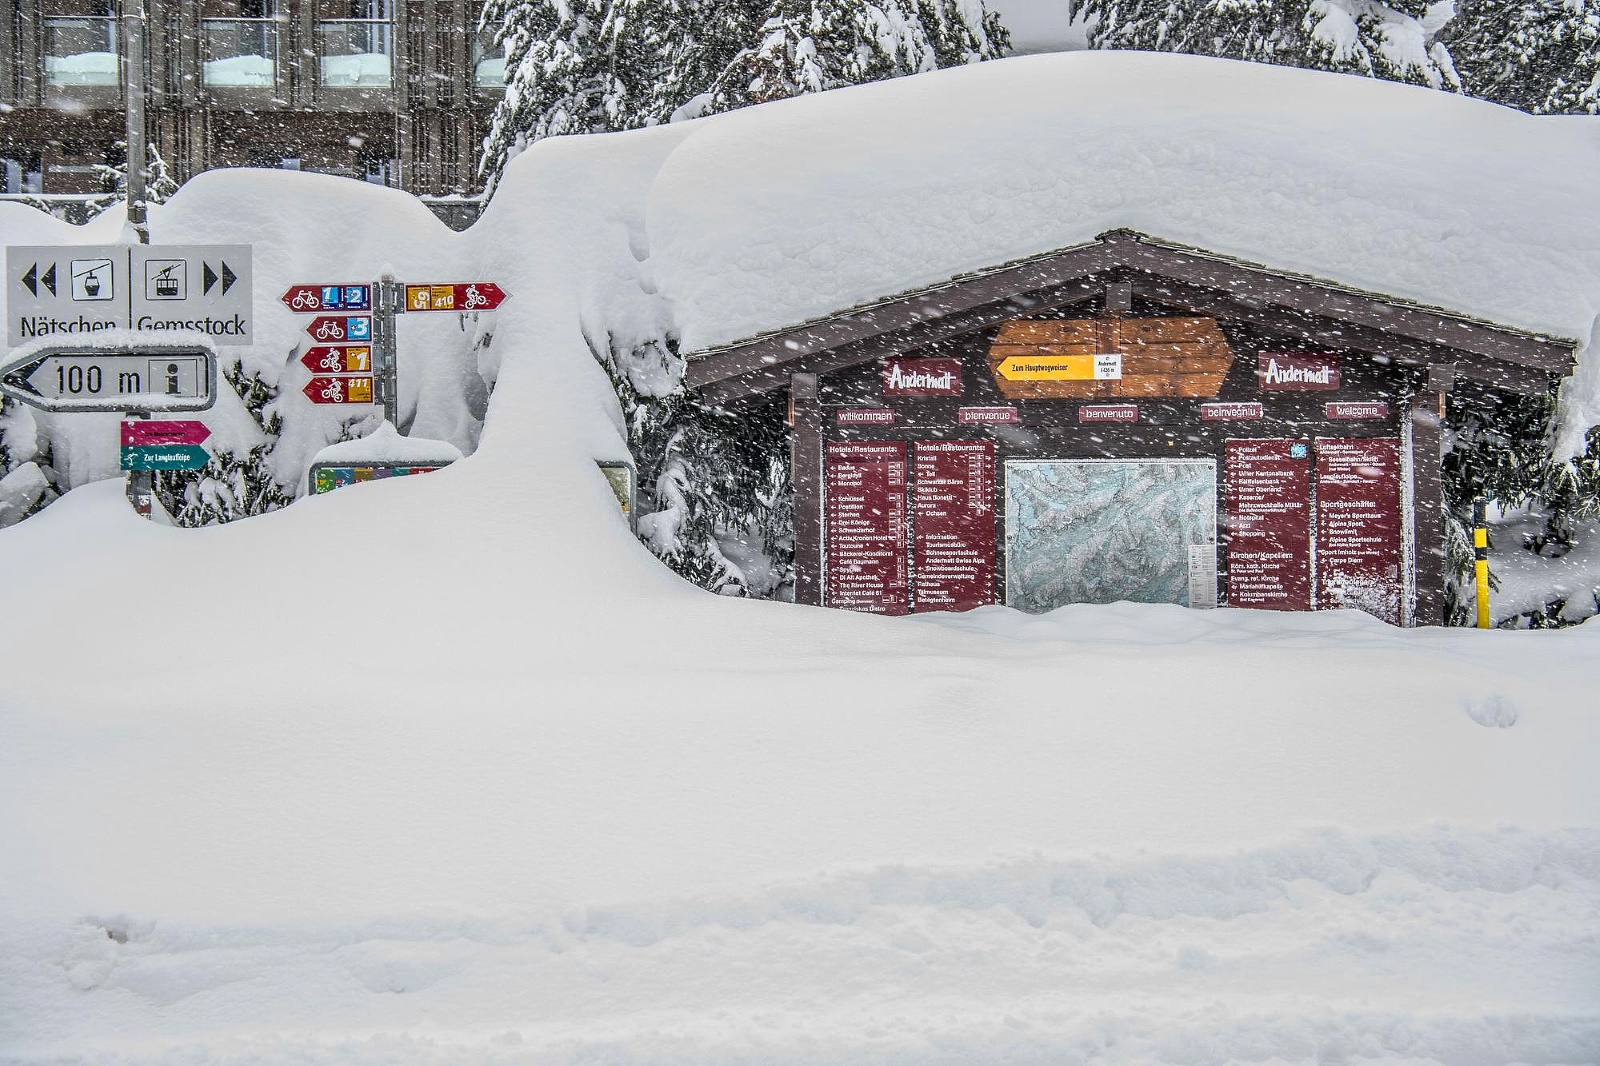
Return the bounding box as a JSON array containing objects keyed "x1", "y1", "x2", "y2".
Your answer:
[
  {"x1": 344, "y1": 286, "x2": 370, "y2": 310},
  {"x1": 347, "y1": 316, "x2": 371, "y2": 341},
  {"x1": 1290, "y1": 443, "x2": 1309, "y2": 459},
  {"x1": 320, "y1": 286, "x2": 344, "y2": 310}
]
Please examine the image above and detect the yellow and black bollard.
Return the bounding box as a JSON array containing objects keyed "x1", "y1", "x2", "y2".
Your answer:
[{"x1": 1473, "y1": 500, "x2": 1490, "y2": 629}]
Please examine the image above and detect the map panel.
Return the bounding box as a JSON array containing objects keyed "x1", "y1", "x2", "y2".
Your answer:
[{"x1": 1004, "y1": 459, "x2": 1217, "y2": 612}]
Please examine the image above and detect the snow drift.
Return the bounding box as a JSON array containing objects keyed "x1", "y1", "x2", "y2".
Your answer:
[{"x1": 1, "y1": 51, "x2": 1598, "y2": 1065}]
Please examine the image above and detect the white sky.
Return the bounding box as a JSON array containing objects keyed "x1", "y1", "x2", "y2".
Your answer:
[{"x1": 989, "y1": 0, "x2": 1087, "y2": 53}]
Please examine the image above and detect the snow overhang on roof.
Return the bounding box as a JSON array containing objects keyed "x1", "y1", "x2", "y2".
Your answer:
[{"x1": 686, "y1": 230, "x2": 1581, "y2": 409}]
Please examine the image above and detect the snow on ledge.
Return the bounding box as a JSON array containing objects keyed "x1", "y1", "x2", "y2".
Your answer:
[{"x1": 309, "y1": 421, "x2": 464, "y2": 466}]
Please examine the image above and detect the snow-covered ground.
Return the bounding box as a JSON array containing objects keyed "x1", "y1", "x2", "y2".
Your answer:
[{"x1": 2, "y1": 53, "x2": 1598, "y2": 1065}]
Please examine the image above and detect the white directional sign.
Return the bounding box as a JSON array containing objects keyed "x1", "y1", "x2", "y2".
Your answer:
[
  {"x1": 6, "y1": 244, "x2": 252, "y2": 346},
  {"x1": 129, "y1": 244, "x2": 251, "y2": 342},
  {"x1": 0, "y1": 342, "x2": 217, "y2": 413}
]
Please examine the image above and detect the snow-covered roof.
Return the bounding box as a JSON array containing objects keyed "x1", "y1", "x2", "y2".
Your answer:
[
  {"x1": 588, "y1": 50, "x2": 1600, "y2": 444},
  {"x1": 641, "y1": 51, "x2": 1600, "y2": 350}
]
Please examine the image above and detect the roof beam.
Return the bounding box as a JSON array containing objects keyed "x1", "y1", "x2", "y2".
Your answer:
[{"x1": 687, "y1": 230, "x2": 1578, "y2": 401}]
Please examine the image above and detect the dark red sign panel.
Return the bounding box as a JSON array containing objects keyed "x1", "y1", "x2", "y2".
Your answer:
[
  {"x1": 1202, "y1": 402, "x2": 1263, "y2": 421},
  {"x1": 824, "y1": 442, "x2": 909, "y2": 615},
  {"x1": 882, "y1": 357, "x2": 963, "y2": 396},
  {"x1": 958, "y1": 406, "x2": 1018, "y2": 425},
  {"x1": 1316, "y1": 437, "x2": 1403, "y2": 624},
  {"x1": 913, "y1": 440, "x2": 996, "y2": 612},
  {"x1": 1079, "y1": 404, "x2": 1139, "y2": 423},
  {"x1": 836, "y1": 408, "x2": 896, "y2": 426},
  {"x1": 1326, "y1": 401, "x2": 1389, "y2": 420},
  {"x1": 1258, "y1": 353, "x2": 1340, "y2": 390},
  {"x1": 1225, "y1": 439, "x2": 1312, "y2": 611}
]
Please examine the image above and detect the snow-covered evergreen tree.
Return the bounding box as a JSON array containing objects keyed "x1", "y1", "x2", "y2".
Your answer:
[
  {"x1": 476, "y1": 0, "x2": 622, "y2": 181},
  {"x1": 604, "y1": 335, "x2": 792, "y2": 597},
  {"x1": 1441, "y1": 387, "x2": 1600, "y2": 626},
  {"x1": 1079, "y1": 0, "x2": 1461, "y2": 89},
  {"x1": 1448, "y1": 0, "x2": 1600, "y2": 114},
  {"x1": 92, "y1": 143, "x2": 181, "y2": 212},
  {"x1": 699, "y1": 0, "x2": 1005, "y2": 113},
  {"x1": 479, "y1": 0, "x2": 1007, "y2": 187},
  {"x1": 154, "y1": 362, "x2": 295, "y2": 527}
]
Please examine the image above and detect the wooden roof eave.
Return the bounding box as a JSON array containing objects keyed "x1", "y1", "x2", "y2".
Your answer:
[{"x1": 685, "y1": 230, "x2": 1580, "y2": 407}]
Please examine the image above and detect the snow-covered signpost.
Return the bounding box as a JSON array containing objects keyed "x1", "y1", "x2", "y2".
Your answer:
[
  {"x1": 281, "y1": 275, "x2": 507, "y2": 428},
  {"x1": 2, "y1": 243, "x2": 251, "y2": 516},
  {"x1": 0, "y1": 336, "x2": 219, "y2": 516}
]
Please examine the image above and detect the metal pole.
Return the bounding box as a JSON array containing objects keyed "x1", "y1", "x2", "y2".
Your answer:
[
  {"x1": 125, "y1": 411, "x2": 152, "y2": 517},
  {"x1": 1473, "y1": 499, "x2": 1491, "y2": 629},
  {"x1": 377, "y1": 275, "x2": 400, "y2": 427},
  {"x1": 123, "y1": 0, "x2": 148, "y2": 243}
]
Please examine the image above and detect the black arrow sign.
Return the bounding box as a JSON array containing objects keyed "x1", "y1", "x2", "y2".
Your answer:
[
  {"x1": 22, "y1": 263, "x2": 36, "y2": 297},
  {"x1": 41, "y1": 263, "x2": 56, "y2": 296},
  {"x1": 220, "y1": 261, "x2": 237, "y2": 295},
  {"x1": 0, "y1": 359, "x2": 44, "y2": 400},
  {"x1": 202, "y1": 262, "x2": 218, "y2": 295}
]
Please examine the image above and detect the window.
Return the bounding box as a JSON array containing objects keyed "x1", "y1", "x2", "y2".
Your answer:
[
  {"x1": 42, "y1": 11, "x2": 118, "y2": 86},
  {"x1": 1, "y1": 156, "x2": 44, "y2": 194},
  {"x1": 201, "y1": 11, "x2": 277, "y2": 87},
  {"x1": 318, "y1": 0, "x2": 393, "y2": 88},
  {"x1": 473, "y1": 24, "x2": 504, "y2": 88}
]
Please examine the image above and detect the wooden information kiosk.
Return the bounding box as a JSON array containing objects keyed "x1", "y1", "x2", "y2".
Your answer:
[{"x1": 687, "y1": 232, "x2": 1578, "y2": 626}]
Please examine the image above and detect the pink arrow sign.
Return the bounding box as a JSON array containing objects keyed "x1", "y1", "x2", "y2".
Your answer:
[{"x1": 121, "y1": 420, "x2": 211, "y2": 447}]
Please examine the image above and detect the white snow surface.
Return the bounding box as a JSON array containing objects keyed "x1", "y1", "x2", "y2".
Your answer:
[
  {"x1": 310, "y1": 421, "x2": 465, "y2": 465},
  {"x1": 2, "y1": 52, "x2": 1599, "y2": 1065}
]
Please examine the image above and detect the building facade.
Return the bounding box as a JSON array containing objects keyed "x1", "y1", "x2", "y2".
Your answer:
[{"x1": 0, "y1": 0, "x2": 504, "y2": 199}]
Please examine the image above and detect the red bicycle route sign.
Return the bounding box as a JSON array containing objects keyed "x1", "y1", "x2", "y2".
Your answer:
[
  {"x1": 304, "y1": 315, "x2": 372, "y2": 343},
  {"x1": 404, "y1": 282, "x2": 507, "y2": 312},
  {"x1": 302, "y1": 375, "x2": 374, "y2": 405},
  {"x1": 280, "y1": 284, "x2": 372, "y2": 312},
  {"x1": 300, "y1": 345, "x2": 372, "y2": 374}
]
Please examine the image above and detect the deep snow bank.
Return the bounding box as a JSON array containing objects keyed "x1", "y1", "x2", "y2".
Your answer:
[{"x1": 2, "y1": 52, "x2": 1599, "y2": 1065}]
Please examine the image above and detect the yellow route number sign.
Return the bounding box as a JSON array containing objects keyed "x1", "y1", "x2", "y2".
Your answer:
[{"x1": 995, "y1": 353, "x2": 1122, "y2": 381}]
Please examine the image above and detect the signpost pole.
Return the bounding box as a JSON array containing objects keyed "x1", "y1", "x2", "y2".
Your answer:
[
  {"x1": 123, "y1": 0, "x2": 148, "y2": 243},
  {"x1": 376, "y1": 274, "x2": 400, "y2": 427},
  {"x1": 125, "y1": 411, "x2": 152, "y2": 517}
]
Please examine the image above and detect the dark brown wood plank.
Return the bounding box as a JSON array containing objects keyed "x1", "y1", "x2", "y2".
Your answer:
[
  {"x1": 1410, "y1": 399, "x2": 1446, "y2": 626},
  {"x1": 791, "y1": 373, "x2": 824, "y2": 607}
]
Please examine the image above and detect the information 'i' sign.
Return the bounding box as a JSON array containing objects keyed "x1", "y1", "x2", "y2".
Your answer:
[{"x1": 0, "y1": 344, "x2": 216, "y2": 413}]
